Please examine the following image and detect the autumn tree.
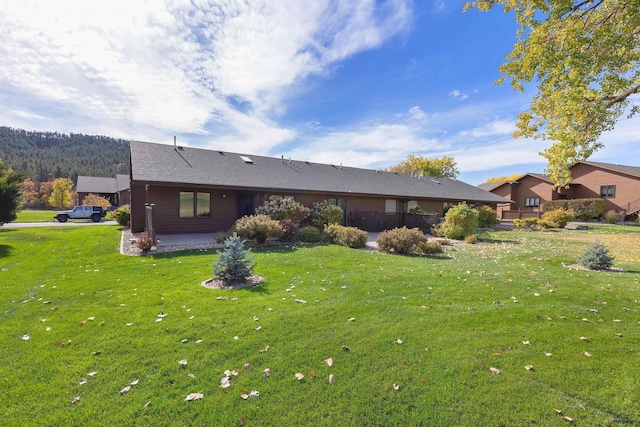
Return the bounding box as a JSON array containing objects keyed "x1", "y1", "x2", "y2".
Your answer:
[
  {"x1": 385, "y1": 155, "x2": 459, "y2": 179},
  {"x1": 49, "y1": 178, "x2": 74, "y2": 209},
  {"x1": 0, "y1": 159, "x2": 24, "y2": 223},
  {"x1": 81, "y1": 193, "x2": 112, "y2": 210},
  {"x1": 20, "y1": 178, "x2": 40, "y2": 207},
  {"x1": 483, "y1": 173, "x2": 522, "y2": 183},
  {"x1": 39, "y1": 180, "x2": 54, "y2": 208},
  {"x1": 466, "y1": 1, "x2": 640, "y2": 186}
]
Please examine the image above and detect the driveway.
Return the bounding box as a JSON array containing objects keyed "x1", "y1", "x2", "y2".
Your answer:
[{"x1": 2, "y1": 221, "x2": 118, "y2": 228}]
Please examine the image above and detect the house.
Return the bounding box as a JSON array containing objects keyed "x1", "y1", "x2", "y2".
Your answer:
[
  {"x1": 129, "y1": 141, "x2": 510, "y2": 234},
  {"x1": 478, "y1": 161, "x2": 640, "y2": 220},
  {"x1": 76, "y1": 174, "x2": 130, "y2": 207}
]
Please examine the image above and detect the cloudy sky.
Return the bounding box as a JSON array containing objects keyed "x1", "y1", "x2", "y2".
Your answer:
[{"x1": 1, "y1": 0, "x2": 638, "y2": 184}]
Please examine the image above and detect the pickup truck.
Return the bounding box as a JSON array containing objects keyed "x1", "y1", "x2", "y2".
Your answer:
[{"x1": 55, "y1": 206, "x2": 107, "y2": 223}]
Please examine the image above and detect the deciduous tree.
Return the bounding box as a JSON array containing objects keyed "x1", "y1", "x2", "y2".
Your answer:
[
  {"x1": 385, "y1": 155, "x2": 459, "y2": 179},
  {"x1": 483, "y1": 173, "x2": 522, "y2": 183},
  {"x1": 19, "y1": 178, "x2": 40, "y2": 207},
  {"x1": 466, "y1": 0, "x2": 640, "y2": 186},
  {"x1": 81, "y1": 193, "x2": 112, "y2": 210},
  {"x1": 49, "y1": 178, "x2": 74, "y2": 209}
]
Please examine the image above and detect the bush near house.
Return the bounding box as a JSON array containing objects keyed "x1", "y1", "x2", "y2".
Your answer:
[
  {"x1": 477, "y1": 205, "x2": 499, "y2": 228},
  {"x1": 436, "y1": 202, "x2": 479, "y2": 240},
  {"x1": 376, "y1": 227, "x2": 427, "y2": 255},
  {"x1": 233, "y1": 214, "x2": 284, "y2": 244},
  {"x1": 513, "y1": 217, "x2": 539, "y2": 229},
  {"x1": 255, "y1": 196, "x2": 310, "y2": 223},
  {"x1": 542, "y1": 198, "x2": 605, "y2": 220},
  {"x1": 278, "y1": 219, "x2": 299, "y2": 242},
  {"x1": 111, "y1": 205, "x2": 131, "y2": 227},
  {"x1": 324, "y1": 224, "x2": 368, "y2": 248},
  {"x1": 299, "y1": 225, "x2": 321, "y2": 243},
  {"x1": 416, "y1": 240, "x2": 443, "y2": 254},
  {"x1": 604, "y1": 210, "x2": 625, "y2": 224},
  {"x1": 135, "y1": 230, "x2": 155, "y2": 252},
  {"x1": 311, "y1": 200, "x2": 343, "y2": 229},
  {"x1": 539, "y1": 209, "x2": 574, "y2": 229}
]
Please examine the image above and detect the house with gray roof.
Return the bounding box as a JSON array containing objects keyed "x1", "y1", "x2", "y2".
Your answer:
[
  {"x1": 129, "y1": 140, "x2": 511, "y2": 234},
  {"x1": 478, "y1": 162, "x2": 640, "y2": 220},
  {"x1": 76, "y1": 174, "x2": 130, "y2": 207}
]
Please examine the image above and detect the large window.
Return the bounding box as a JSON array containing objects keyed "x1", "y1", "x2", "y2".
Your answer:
[
  {"x1": 600, "y1": 185, "x2": 616, "y2": 198},
  {"x1": 180, "y1": 192, "x2": 210, "y2": 218},
  {"x1": 524, "y1": 197, "x2": 540, "y2": 208},
  {"x1": 385, "y1": 199, "x2": 396, "y2": 213}
]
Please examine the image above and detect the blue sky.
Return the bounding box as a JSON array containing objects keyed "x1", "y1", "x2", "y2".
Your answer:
[{"x1": 1, "y1": 0, "x2": 638, "y2": 185}]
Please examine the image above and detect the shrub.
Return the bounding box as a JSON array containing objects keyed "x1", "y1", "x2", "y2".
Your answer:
[
  {"x1": 416, "y1": 241, "x2": 443, "y2": 255},
  {"x1": 233, "y1": 214, "x2": 283, "y2": 244},
  {"x1": 604, "y1": 210, "x2": 625, "y2": 224},
  {"x1": 212, "y1": 234, "x2": 256, "y2": 285},
  {"x1": 513, "y1": 217, "x2": 539, "y2": 229},
  {"x1": 311, "y1": 200, "x2": 343, "y2": 229},
  {"x1": 438, "y1": 202, "x2": 479, "y2": 239},
  {"x1": 113, "y1": 205, "x2": 131, "y2": 227},
  {"x1": 278, "y1": 219, "x2": 299, "y2": 242},
  {"x1": 324, "y1": 224, "x2": 368, "y2": 248},
  {"x1": 542, "y1": 198, "x2": 605, "y2": 220},
  {"x1": 136, "y1": 231, "x2": 155, "y2": 252},
  {"x1": 539, "y1": 209, "x2": 574, "y2": 229},
  {"x1": 464, "y1": 235, "x2": 477, "y2": 244},
  {"x1": 255, "y1": 196, "x2": 310, "y2": 223},
  {"x1": 408, "y1": 205, "x2": 425, "y2": 214},
  {"x1": 299, "y1": 225, "x2": 321, "y2": 243},
  {"x1": 376, "y1": 227, "x2": 427, "y2": 255},
  {"x1": 477, "y1": 206, "x2": 499, "y2": 228},
  {"x1": 578, "y1": 242, "x2": 614, "y2": 270}
]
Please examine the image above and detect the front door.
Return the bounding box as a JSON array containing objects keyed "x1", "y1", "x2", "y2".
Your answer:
[{"x1": 237, "y1": 193, "x2": 255, "y2": 218}]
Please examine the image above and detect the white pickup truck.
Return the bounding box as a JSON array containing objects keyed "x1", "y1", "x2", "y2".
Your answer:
[{"x1": 55, "y1": 206, "x2": 107, "y2": 223}]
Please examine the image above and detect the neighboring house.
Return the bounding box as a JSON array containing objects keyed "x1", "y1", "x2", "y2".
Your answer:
[
  {"x1": 76, "y1": 174, "x2": 130, "y2": 207},
  {"x1": 129, "y1": 141, "x2": 510, "y2": 234},
  {"x1": 479, "y1": 161, "x2": 640, "y2": 220}
]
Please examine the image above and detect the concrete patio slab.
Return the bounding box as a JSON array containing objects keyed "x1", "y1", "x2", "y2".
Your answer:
[{"x1": 155, "y1": 233, "x2": 217, "y2": 247}]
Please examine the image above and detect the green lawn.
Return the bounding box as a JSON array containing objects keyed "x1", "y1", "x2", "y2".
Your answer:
[
  {"x1": 1, "y1": 225, "x2": 639, "y2": 426},
  {"x1": 14, "y1": 209, "x2": 57, "y2": 222}
]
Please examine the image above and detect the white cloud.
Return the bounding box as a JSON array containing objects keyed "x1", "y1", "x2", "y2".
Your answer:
[
  {"x1": 432, "y1": 0, "x2": 446, "y2": 13},
  {"x1": 457, "y1": 119, "x2": 516, "y2": 139},
  {"x1": 408, "y1": 106, "x2": 427, "y2": 121},
  {"x1": 449, "y1": 89, "x2": 469, "y2": 100}
]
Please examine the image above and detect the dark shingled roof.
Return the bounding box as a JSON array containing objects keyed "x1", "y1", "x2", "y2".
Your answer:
[
  {"x1": 76, "y1": 176, "x2": 117, "y2": 194},
  {"x1": 115, "y1": 174, "x2": 130, "y2": 192},
  {"x1": 130, "y1": 141, "x2": 510, "y2": 204},
  {"x1": 582, "y1": 161, "x2": 640, "y2": 178}
]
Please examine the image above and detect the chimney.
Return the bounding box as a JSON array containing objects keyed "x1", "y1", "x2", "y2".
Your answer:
[
  {"x1": 173, "y1": 135, "x2": 177, "y2": 150},
  {"x1": 281, "y1": 155, "x2": 284, "y2": 163}
]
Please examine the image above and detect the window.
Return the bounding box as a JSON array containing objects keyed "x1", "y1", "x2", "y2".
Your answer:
[
  {"x1": 600, "y1": 185, "x2": 615, "y2": 198},
  {"x1": 385, "y1": 199, "x2": 396, "y2": 213},
  {"x1": 524, "y1": 197, "x2": 540, "y2": 208},
  {"x1": 407, "y1": 201, "x2": 418, "y2": 210},
  {"x1": 180, "y1": 191, "x2": 210, "y2": 218}
]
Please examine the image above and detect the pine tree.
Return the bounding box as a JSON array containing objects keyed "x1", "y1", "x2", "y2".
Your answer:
[
  {"x1": 0, "y1": 159, "x2": 24, "y2": 223},
  {"x1": 212, "y1": 234, "x2": 256, "y2": 285}
]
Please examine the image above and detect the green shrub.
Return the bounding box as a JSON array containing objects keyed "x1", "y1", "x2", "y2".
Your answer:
[
  {"x1": 212, "y1": 234, "x2": 255, "y2": 285},
  {"x1": 299, "y1": 225, "x2": 321, "y2": 243},
  {"x1": 539, "y1": 209, "x2": 574, "y2": 229},
  {"x1": 542, "y1": 198, "x2": 605, "y2": 220},
  {"x1": 438, "y1": 202, "x2": 479, "y2": 239},
  {"x1": 477, "y1": 206, "x2": 499, "y2": 228},
  {"x1": 324, "y1": 224, "x2": 368, "y2": 248},
  {"x1": 464, "y1": 235, "x2": 477, "y2": 244},
  {"x1": 255, "y1": 196, "x2": 310, "y2": 222},
  {"x1": 113, "y1": 205, "x2": 131, "y2": 227},
  {"x1": 416, "y1": 241, "x2": 443, "y2": 255},
  {"x1": 513, "y1": 217, "x2": 539, "y2": 229},
  {"x1": 376, "y1": 227, "x2": 426, "y2": 254},
  {"x1": 233, "y1": 214, "x2": 283, "y2": 244},
  {"x1": 311, "y1": 200, "x2": 343, "y2": 229},
  {"x1": 408, "y1": 205, "x2": 425, "y2": 214},
  {"x1": 136, "y1": 231, "x2": 155, "y2": 252},
  {"x1": 604, "y1": 210, "x2": 625, "y2": 224},
  {"x1": 578, "y1": 242, "x2": 614, "y2": 270}
]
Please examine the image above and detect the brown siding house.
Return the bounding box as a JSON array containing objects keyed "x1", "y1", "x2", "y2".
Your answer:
[
  {"x1": 479, "y1": 161, "x2": 640, "y2": 220},
  {"x1": 129, "y1": 141, "x2": 511, "y2": 234}
]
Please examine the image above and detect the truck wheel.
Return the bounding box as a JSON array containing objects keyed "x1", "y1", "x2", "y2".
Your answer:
[
  {"x1": 57, "y1": 215, "x2": 68, "y2": 223},
  {"x1": 91, "y1": 213, "x2": 101, "y2": 222}
]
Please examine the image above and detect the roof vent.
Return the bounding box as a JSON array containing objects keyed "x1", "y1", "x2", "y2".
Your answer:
[
  {"x1": 429, "y1": 178, "x2": 441, "y2": 184},
  {"x1": 218, "y1": 151, "x2": 225, "y2": 155},
  {"x1": 240, "y1": 156, "x2": 254, "y2": 164}
]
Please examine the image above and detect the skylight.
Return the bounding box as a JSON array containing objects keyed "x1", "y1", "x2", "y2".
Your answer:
[
  {"x1": 429, "y1": 178, "x2": 441, "y2": 184},
  {"x1": 240, "y1": 156, "x2": 254, "y2": 164}
]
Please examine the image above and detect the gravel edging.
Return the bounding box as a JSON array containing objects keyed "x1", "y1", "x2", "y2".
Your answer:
[{"x1": 120, "y1": 229, "x2": 220, "y2": 256}]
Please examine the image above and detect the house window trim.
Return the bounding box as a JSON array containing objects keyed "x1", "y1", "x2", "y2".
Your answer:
[
  {"x1": 384, "y1": 199, "x2": 396, "y2": 214},
  {"x1": 179, "y1": 191, "x2": 211, "y2": 219},
  {"x1": 600, "y1": 185, "x2": 616, "y2": 198},
  {"x1": 524, "y1": 197, "x2": 540, "y2": 208}
]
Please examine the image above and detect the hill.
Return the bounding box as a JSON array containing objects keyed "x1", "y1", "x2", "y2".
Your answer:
[{"x1": 0, "y1": 126, "x2": 130, "y2": 183}]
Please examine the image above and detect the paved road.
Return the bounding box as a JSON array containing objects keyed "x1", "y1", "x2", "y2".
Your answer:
[{"x1": 2, "y1": 221, "x2": 118, "y2": 228}]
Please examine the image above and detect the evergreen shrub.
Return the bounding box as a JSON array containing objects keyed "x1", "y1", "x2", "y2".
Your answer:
[
  {"x1": 578, "y1": 242, "x2": 614, "y2": 270},
  {"x1": 212, "y1": 234, "x2": 256, "y2": 285}
]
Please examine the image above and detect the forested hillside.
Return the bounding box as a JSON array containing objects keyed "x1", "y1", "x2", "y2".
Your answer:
[{"x1": 0, "y1": 126, "x2": 130, "y2": 182}]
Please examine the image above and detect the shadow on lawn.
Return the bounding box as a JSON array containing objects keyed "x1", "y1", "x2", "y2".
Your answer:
[{"x1": 0, "y1": 244, "x2": 13, "y2": 258}]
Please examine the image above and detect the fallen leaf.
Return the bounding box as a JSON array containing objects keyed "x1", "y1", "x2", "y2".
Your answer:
[
  {"x1": 125, "y1": 323, "x2": 133, "y2": 327},
  {"x1": 120, "y1": 386, "x2": 131, "y2": 394},
  {"x1": 72, "y1": 396, "x2": 80, "y2": 404},
  {"x1": 263, "y1": 368, "x2": 271, "y2": 377},
  {"x1": 181, "y1": 339, "x2": 188, "y2": 343},
  {"x1": 88, "y1": 316, "x2": 95, "y2": 321},
  {"x1": 259, "y1": 345, "x2": 270, "y2": 353},
  {"x1": 87, "y1": 371, "x2": 97, "y2": 377},
  {"x1": 157, "y1": 312, "x2": 167, "y2": 318},
  {"x1": 580, "y1": 336, "x2": 588, "y2": 341},
  {"x1": 392, "y1": 384, "x2": 400, "y2": 391},
  {"x1": 524, "y1": 365, "x2": 534, "y2": 371},
  {"x1": 243, "y1": 363, "x2": 251, "y2": 371},
  {"x1": 489, "y1": 367, "x2": 500, "y2": 375},
  {"x1": 584, "y1": 351, "x2": 592, "y2": 357},
  {"x1": 233, "y1": 336, "x2": 239, "y2": 340},
  {"x1": 553, "y1": 409, "x2": 563, "y2": 414},
  {"x1": 615, "y1": 333, "x2": 623, "y2": 337},
  {"x1": 329, "y1": 374, "x2": 335, "y2": 384},
  {"x1": 347, "y1": 317, "x2": 355, "y2": 322},
  {"x1": 613, "y1": 319, "x2": 621, "y2": 322},
  {"x1": 155, "y1": 318, "x2": 163, "y2": 323},
  {"x1": 545, "y1": 352, "x2": 553, "y2": 357},
  {"x1": 185, "y1": 393, "x2": 203, "y2": 401},
  {"x1": 21, "y1": 335, "x2": 30, "y2": 341},
  {"x1": 396, "y1": 339, "x2": 403, "y2": 345},
  {"x1": 188, "y1": 373, "x2": 195, "y2": 378},
  {"x1": 522, "y1": 340, "x2": 531, "y2": 345},
  {"x1": 196, "y1": 339, "x2": 203, "y2": 344},
  {"x1": 402, "y1": 360, "x2": 409, "y2": 365},
  {"x1": 79, "y1": 379, "x2": 87, "y2": 385},
  {"x1": 255, "y1": 326, "x2": 262, "y2": 331},
  {"x1": 325, "y1": 358, "x2": 333, "y2": 367},
  {"x1": 221, "y1": 377, "x2": 231, "y2": 388},
  {"x1": 561, "y1": 415, "x2": 574, "y2": 422},
  {"x1": 342, "y1": 345, "x2": 350, "y2": 352},
  {"x1": 178, "y1": 359, "x2": 188, "y2": 366},
  {"x1": 131, "y1": 379, "x2": 139, "y2": 386},
  {"x1": 295, "y1": 373, "x2": 304, "y2": 381},
  {"x1": 310, "y1": 370, "x2": 316, "y2": 377},
  {"x1": 253, "y1": 316, "x2": 259, "y2": 321}
]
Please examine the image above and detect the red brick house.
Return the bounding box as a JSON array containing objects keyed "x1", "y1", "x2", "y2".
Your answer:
[
  {"x1": 129, "y1": 141, "x2": 510, "y2": 234},
  {"x1": 478, "y1": 161, "x2": 640, "y2": 220}
]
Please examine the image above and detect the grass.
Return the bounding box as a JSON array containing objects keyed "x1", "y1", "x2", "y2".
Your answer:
[
  {"x1": 14, "y1": 209, "x2": 57, "y2": 222},
  {"x1": 1, "y1": 224, "x2": 639, "y2": 426}
]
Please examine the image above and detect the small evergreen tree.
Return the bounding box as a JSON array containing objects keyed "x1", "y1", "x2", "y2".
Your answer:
[
  {"x1": 0, "y1": 159, "x2": 24, "y2": 223},
  {"x1": 212, "y1": 234, "x2": 256, "y2": 285},
  {"x1": 578, "y1": 242, "x2": 614, "y2": 270}
]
